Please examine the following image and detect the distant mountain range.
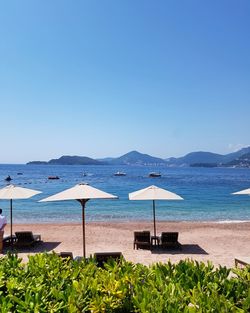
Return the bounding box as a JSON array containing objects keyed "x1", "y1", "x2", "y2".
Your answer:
[
  {"x1": 27, "y1": 146, "x2": 250, "y2": 168},
  {"x1": 166, "y1": 147, "x2": 250, "y2": 168}
]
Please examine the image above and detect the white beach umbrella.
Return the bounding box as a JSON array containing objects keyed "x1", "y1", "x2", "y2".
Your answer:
[
  {"x1": 129, "y1": 185, "x2": 183, "y2": 237},
  {"x1": 40, "y1": 183, "x2": 118, "y2": 257},
  {"x1": 0, "y1": 184, "x2": 42, "y2": 243},
  {"x1": 232, "y1": 187, "x2": 250, "y2": 195}
]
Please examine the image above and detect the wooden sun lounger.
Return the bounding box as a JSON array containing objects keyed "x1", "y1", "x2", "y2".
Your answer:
[
  {"x1": 133, "y1": 231, "x2": 151, "y2": 250},
  {"x1": 161, "y1": 232, "x2": 182, "y2": 249},
  {"x1": 235, "y1": 257, "x2": 250, "y2": 267},
  {"x1": 94, "y1": 252, "x2": 123, "y2": 267},
  {"x1": 14, "y1": 231, "x2": 42, "y2": 248},
  {"x1": 57, "y1": 252, "x2": 74, "y2": 260}
]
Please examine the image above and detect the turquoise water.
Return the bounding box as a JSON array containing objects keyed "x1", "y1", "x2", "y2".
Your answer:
[{"x1": 0, "y1": 164, "x2": 250, "y2": 223}]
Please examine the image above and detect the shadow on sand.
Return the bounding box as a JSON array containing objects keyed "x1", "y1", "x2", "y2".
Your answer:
[
  {"x1": 151, "y1": 244, "x2": 208, "y2": 255},
  {"x1": 3, "y1": 241, "x2": 61, "y2": 254}
]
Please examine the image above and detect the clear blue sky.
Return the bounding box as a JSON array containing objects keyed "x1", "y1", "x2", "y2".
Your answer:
[{"x1": 0, "y1": 0, "x2": 249, "y2": 163}]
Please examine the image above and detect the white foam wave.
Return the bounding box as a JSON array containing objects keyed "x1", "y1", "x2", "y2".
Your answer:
[{"x1": 215, "y1": 220, "x2": 249, "y2": 224}]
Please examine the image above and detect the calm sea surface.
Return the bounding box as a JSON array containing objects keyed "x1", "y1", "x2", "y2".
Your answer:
[{"x1": 0, "y1": 164, "x2": 250, "y2": 223}]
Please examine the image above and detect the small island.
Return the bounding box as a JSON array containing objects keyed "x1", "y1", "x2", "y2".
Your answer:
[{"x1": 27, "y1": 155, "x2": 105, "y2": 166}]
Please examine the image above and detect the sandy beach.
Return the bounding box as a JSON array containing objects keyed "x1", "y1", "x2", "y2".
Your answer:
[{"x1": 2, "y1": 221, "x2": 250, "y2": 268}]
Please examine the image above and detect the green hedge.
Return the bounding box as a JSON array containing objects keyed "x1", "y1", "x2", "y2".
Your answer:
[{"x1": 0, "y1": 253, "x2": 249, "y2": 312}]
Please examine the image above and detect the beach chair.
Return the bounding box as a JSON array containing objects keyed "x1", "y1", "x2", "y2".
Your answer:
[
  {"x1": 94, "y1": 252, "x2": 123, "y2": 267},
  {"x1": 58, "y1": 252, "x2": 73, "y2": 260},
  {"x1": 14, "y1": 231, "x2": 42, "y2": 248},
  {"x1": 161, "y1": 232, "x2": 181, "y2": 249},
  {"x1": 133, "y1": 231, "x2": 151, "y2": 250},
  {"x1": 235, "y1": 257, "x2": 250, "y2": 268}
]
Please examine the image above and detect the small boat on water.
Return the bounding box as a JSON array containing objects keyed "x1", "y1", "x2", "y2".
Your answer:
[
  {"x1": 149, "y1": 172, "x2": 161, "y2": 178},
  {"x1": 114, "y1": 172, "x2": 126, "y2": 176},
  {"x1": 48, "y1": 176, "x2": 60, "y2": 180},
  {"x1": 5, "y1": 175, "x2": 12, "y2": 182}
]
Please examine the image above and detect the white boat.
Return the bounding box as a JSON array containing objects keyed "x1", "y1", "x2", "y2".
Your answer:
[{"x1": 114, "y1": 172, "x2": 126, "y2": 176}]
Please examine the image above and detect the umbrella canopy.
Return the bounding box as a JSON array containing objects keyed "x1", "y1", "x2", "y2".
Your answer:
[
  {"x1": 232, "y1": 188, "x2": 250, "y2": 195},
  {"x1": 0, "y1": 184, "x2": 42, "y2": 243},
  {"x1": 40, "y1": 183, "x2": 118, "y2": 257},
  {"x1": 129, "y1": 185, "x2": 183, "y2": 237}
]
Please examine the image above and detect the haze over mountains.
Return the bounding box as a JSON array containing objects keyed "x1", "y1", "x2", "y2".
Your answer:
[{"x1": 27, "y1": 147, "x2": 250, "y2": 168}]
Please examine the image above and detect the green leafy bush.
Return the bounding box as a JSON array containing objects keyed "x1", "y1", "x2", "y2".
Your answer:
[{"x1": 0, "y1": 253, "x2": 249, "y2": 312}]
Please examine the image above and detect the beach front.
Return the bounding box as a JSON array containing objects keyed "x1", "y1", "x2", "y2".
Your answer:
[{"x1": 4, "y1": 221, "x2": 250, "y2": 268}]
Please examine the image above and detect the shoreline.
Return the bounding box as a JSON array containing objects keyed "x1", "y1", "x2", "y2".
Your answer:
[
  {"x1": 3, "y1": 221, "x2": 250, "y2": 267},
  {"x1": 7, "y1": 218, "x2": 250, "y2": 225}
]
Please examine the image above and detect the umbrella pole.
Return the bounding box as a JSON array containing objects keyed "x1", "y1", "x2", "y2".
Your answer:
[
  {"x1": 153, "y1": 200, "x2": 156, "y2": 237},
  {"x1": 78, "y1": 199, "x2": 88, "y2": 258},
  {"x1": 82, "y1": 201, "x2": 86, "y2": 258}
]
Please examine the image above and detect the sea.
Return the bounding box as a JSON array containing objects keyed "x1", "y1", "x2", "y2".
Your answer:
[{"x1": 0, "y1": 164, "x2": 250, "y2": 224}]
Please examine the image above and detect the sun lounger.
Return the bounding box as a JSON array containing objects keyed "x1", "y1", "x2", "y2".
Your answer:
[
  {"x1": 161, "y1": 232, "x2": 181, "y2": 249},
  {"x1": 14, "y1": 231, "x2": 42, "y2": 248},
  {"x1": 133, "y1": 231, "x2": 151, "y2": 250},
  {"x1": 235, "y1": 257, "x2": 250, "y2": 268},
  {"x1": 58, "y1": 252, "x2": 73, "y2": 260},
  {"x1": 94, "y1": 252, "x2": 123, "y2": 267}
]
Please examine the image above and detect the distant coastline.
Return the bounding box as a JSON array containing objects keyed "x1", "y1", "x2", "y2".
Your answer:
[{"x1": 27, "y1": 147, "x2": 250, "y2": 168}]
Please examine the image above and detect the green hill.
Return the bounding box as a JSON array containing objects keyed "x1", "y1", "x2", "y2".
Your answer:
[
  {"x1": 110, "y1": 150, "x2": 166, "y2": 165},
  {"x1": 27, "y1": 155, "x2": 104, "y2": 165}
]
